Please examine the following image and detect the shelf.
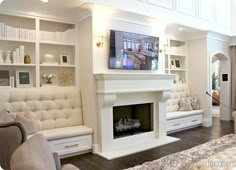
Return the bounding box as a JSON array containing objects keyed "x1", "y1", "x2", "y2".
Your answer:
[
  {"x1": 170, "y1": 69, "x2": 186, "y2": 71},
  {"x1": 40, "y1": 41, "x2": 75, "y2": 46},
  {"x1": 40, "y1": 64, "x2": 75, "y2": 68},
  {"x1": 0, "y1": 38, "x2": 36, "y2": 43},
  {"x1": 0, "y1": 63, "x2": 36, "y2": 66},
  {"x1": 165, "y1": 53, "x2": 185, "y2": 57}
]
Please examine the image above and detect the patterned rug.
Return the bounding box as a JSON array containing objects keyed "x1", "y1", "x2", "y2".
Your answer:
[{"x1": 125, "y1": 134, "x2": 236, "y2": 170}]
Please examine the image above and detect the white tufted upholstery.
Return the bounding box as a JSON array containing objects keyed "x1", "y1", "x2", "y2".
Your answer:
[
  {"x1": 193, "y1": 147, "x2": 236, "y2": 170},
  {"x1": 0, "y1": 87, "x2": 83, "y2": 131},
  {"x1": 166, "y1": 83, "x2": 203, "y2": 133},
  {"x1": 166, "y1": 83, "x2": 190, "y2": 112}
]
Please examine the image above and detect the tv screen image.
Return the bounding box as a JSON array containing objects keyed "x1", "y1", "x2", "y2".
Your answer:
[{"x1": 109, "y1": 30, "x2": 159, "y2": 70}]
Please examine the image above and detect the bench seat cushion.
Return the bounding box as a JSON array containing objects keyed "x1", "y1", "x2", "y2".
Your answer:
[
  {"x1": 29, "y1": 125, "x2": 93, "y2": 141},
  {"x1": 167, "y1": 110, "x2": 203, "y2": 120}
]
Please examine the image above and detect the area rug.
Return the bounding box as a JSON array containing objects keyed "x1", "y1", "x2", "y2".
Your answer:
[{"x1": 125, "y1": 134, "x2": 236, "y2": 170}]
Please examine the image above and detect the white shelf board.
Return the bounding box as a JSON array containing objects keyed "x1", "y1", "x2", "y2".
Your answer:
[
  {"x1": 40, "y1": 64, "x2": 75, "y2": 68},
  {"x1": 170, "y1": 69, "x2": 186, "y2": 71},
  {"x1": 40, "y1": 40, "x2": 75, "y2": 46},
  {"x1": 0, "y1": 63, "x2": 36, "y2": 66},
  {"x1": 0, "y1": 38, "x2": 36, "y2": 43},
  {"x1": 170, "y1": 53, "x2": 185, "y2": 57}
]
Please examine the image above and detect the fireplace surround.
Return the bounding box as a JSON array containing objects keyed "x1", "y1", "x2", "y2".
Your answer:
[{"x1": 94, "y1": 73, "x2": 179, "y2": 159}]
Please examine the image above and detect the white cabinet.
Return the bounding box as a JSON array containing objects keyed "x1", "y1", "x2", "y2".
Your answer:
[
  {"x1": 198, "y1": 0, "x2": 214, "y2": 21},
  {"x1": 165, "y1": 39, "x2": 187, "y2": 83},
  {"x1": 147, "y1": 0, "x2": 173, "y2": 9},
  {"x1": 0, "y1": 13, "x2": 77, "y2": 88},
  {"x1": 176, "y1": 0, "x2": 196, "y2": 16}
]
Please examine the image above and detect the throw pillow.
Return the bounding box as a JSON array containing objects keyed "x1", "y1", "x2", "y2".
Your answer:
[
  {"x1": 179, "y1": 97, "x2": 193, "y2": 111},
  {"x1": 191, "y1": 96, "x2": 200, "y2": 110},
  {"x1": 0, "y1": 110, "x2": 14, "y2": 123},
  {"x1": 15, "y1": 113, "x2": 39, "y2": 135}
]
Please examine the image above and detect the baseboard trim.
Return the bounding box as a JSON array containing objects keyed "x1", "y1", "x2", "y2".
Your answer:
[
  {"x1": 202, "y1": 118, "x2": 212, "y2": 127},
  {"x1": 92, "y1": 144, "x2": 99, "y2": 154}
]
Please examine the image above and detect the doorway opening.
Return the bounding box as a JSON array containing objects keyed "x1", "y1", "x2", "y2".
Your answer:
[{"x1": 211, "y1": 56, "x2": 220, "y2": 117}]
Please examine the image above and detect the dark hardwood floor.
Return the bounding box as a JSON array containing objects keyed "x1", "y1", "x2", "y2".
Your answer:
[{"x1": 61, "y1": 118, "x2": 234, "y2": 170}]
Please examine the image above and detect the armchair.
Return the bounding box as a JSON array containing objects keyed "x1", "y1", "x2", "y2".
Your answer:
[
  {"x1": 0, "y1": 122, "x2": 27, "y2": 170},
  {"x1": 10, "y1": 133, "x2": 79, "y2": 170}
]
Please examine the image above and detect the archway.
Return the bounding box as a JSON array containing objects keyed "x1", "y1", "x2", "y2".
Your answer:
[{"x1": 209, "y1": 52, "x2": 231, "y2": 121}]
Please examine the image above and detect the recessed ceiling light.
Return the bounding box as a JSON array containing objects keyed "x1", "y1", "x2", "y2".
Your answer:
[
  {"x1": 178, "y1": 27, "x2": 183, "y2": 31},
  {"x1": 41, "y1": 0, "x2": 48, "y2": 2}
]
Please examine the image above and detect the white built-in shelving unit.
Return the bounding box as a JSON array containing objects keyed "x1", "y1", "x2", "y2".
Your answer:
[
  {"x1": 165, "y1": 38, "x2": 187, "y2": 83},
  {"x1": 0, "y1": 13, "x2": 77, "y2": 87}
]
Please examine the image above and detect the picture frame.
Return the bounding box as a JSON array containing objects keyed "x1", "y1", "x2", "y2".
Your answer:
[
  {"x1": 175, "y1": 60, "x2": 181, "y2": 68},
  {"x1": 170, "y1": 59, "x2": 175, "y2": 69},
  {"x1": 16, "y1": 70, "x2": 32, "y2": 88},
  {"x1": 60, "y1": 55, "x2": 70, "y2": 65}
]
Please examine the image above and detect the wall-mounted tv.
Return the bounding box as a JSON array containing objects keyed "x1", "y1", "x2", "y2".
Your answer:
[{"x1": 109, "y1": 30, "x2": 159, "y2": 70}]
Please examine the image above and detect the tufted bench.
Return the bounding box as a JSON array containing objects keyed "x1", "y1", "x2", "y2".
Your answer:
[
  {"x1": 0, "y1": 86, "x2": 93, "y2": 158},
  {"x1": 166, "y1": 83, "x2": 203, "y2": 133}
]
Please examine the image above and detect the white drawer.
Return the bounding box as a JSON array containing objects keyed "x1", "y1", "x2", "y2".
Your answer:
[
  {"x1": 167, "y1": 119, "x2": 185, "y2": 131},
  {"x1": 186, "y1": 115, "x2": 202, "y2": 126},
  {"x1": 49, "y1": 135, "x2": 92, "y2": 156}
]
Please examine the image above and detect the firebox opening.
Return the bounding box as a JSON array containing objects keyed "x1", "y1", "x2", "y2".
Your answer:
[{"x1": 113, "y1": 103, "x2": 153, "y2": 139}]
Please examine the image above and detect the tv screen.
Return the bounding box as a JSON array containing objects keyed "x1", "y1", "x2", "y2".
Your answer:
[{"x1": 109, "y1": 30, "x2": 159, "y2": 70}]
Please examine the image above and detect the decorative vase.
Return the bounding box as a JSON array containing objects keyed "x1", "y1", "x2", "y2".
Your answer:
[
  {"x1": 44, "y1": 54, "x2": 54, "y2": 62},
  {"x1": 5, "y1": 51, "x2": 12, "y2": 64},
  {"x1": 0, "y1": 50, "x2": 3, "y2": 64},
  {"x1": 24, "y1": 55, "x2": 31, "y2": 64},
  {"x1": 46, "y1": 78, "x2": 52, "y2": 84}
]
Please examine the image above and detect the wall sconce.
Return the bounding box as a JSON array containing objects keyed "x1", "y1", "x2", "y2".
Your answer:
[{"x1": 96, "y1": 36, "x2": 104, "y2": 48}]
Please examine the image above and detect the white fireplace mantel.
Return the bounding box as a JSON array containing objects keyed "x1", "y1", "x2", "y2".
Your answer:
[
  {"x1": 94, "y1": 73, "x2": 179, "y2": 159},
  {"x1": 94, "y1": 73, "x2": 175, "y2": 94}
]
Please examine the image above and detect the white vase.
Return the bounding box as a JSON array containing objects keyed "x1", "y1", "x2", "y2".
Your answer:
[
  {"x1": 0, "y1": 50, "x2": 3, "y2": 64},
  {"x1": 5, "y1": 51, "x2": 11, "y2": 64}
]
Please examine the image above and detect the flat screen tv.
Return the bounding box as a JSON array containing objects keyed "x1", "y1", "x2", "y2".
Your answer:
[{"x1": 109, "y1": 30, "x2": 159, "y2": 70}]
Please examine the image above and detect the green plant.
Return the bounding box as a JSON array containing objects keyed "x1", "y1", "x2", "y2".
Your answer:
[{"x1": 212, "y1": 72, "x2": 219, "y2": 90}]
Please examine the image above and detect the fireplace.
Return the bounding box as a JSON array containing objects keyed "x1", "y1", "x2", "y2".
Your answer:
[
  {"x1": 94, "y1": 73, "x2": 179, "y2": 159},
  {"x1": 113, "y1": 103, "x2": 153, "y2": 139}
]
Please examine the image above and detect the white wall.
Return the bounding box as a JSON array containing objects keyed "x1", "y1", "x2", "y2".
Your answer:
[
  {"x1": 187, "y1": 38, "x2": 211, "y2": 126},
  {"x1": 92, "y1": 14, "x2": 167, "y2": 74},
  {"x1": 78, "y1": 16, "x2": 99, "y2": 143},
  {"x1": 187, "y1": 32, "x2": 231, "y2": 126},
  {"x1": 82, "y1": 0, "x2": 232, "y2": 35},
  {"x1": 207, "y1": 34, "x2": 231, "y2": 121},
  {"x1": 231, "y1": 0, "x2": 236, "y2": 35}
]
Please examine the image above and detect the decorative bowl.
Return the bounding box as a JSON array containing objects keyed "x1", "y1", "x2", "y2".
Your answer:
[{"x1": 44, "y1": 54, "x2": 54, "y2": 62}]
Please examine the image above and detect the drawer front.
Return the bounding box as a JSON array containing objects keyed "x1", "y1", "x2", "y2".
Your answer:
[
  {"x1": 49, "y1": 135, "x2": 92, "y2": 156},
  {"x1": 167, "y1": 119, "x2": 185, "y2": 131},
  {"x1": 186, "y1": 115, "x2": 202, "y2": 126}
]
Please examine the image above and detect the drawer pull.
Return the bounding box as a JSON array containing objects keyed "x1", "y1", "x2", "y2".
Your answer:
[
  {"x1": 65, "y1": 144, "x2": 79, "y2": 148},
  {"x1": 173, "y1": 123, "x2": 180, "y2": 126},
  {"x1": 192, "y1": 119, "x2": 198, "y2": 122}
]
